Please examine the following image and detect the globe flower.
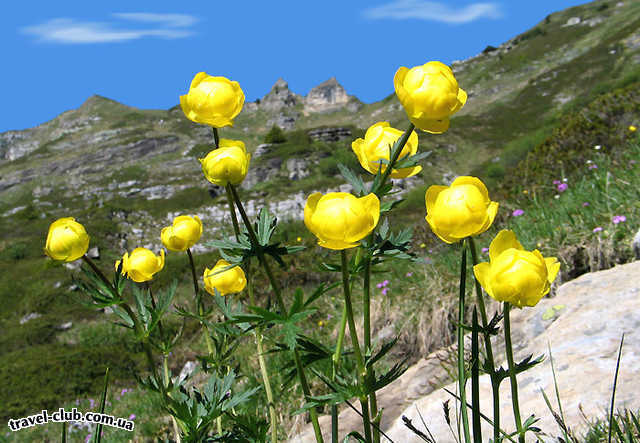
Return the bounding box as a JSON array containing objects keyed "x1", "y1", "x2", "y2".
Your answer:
[
  {"x1": 180, "y1": 72, "x2": 244, "y2": 128},
  {"x1": 44, "y1": 217, "x2": 90, "y2": 262},
  {"x1": 351, "y1": 122, "x2": 421, "y2": 178},
  {"x1": 203, "y1": 259, "x2": 247, "y2": 296},
  {"x1": 473, "y1": 230, "x2": 561, "y2": 308},
  {"x1": 394, "y1": 61, "x2": 467, "y2": 134},
  {"x1": 425, "y1": 176, "x2": 499, "y2": 244},
  {"x1": 161, "y1": 215, "x2": 203, "y2": 252},
  {"x1": 199, "y1": 139, "x2": 251, "y2": 186},
  {"x1": 116, "y1": 248, "x2": 165, "y2": 283},
  {"x1": 304, "y1": 192, "x2": 380, "y2": 250}
]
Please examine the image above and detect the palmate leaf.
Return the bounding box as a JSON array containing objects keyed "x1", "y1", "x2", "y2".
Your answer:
[
  {"x1": 371, "y1": 357, "x2": 409, "y2": 392},
  {"x1": 365, "y1": 337, "x2": 398, "y2": 370},
  {"x1": 110, "y1": 305, "x2": 134, "y2": 328},
  {"x1": 337, "y1": 162, "x2": 367, "y2": 196},
  {"x1": 255, "y1": 207, "x2": 278, "y2": 247},
  {"x1": 495, "y1": 354, "x2": 545, "y2": 382},
  {"x1": 304, "y1": 280, "x2": 341, "y2": 308}
]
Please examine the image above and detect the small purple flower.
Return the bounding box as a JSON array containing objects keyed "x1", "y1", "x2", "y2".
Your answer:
[
  {"x1": 121, "y1": 388, "x2": 128, "y2": 396},
  {"x1": 612, "y1": 215, "x2": 626, "y2": 224},
  {"x1": 593, "y1": 227, "x2": 603, "y2": 233},
  {"x1": 588, "y1": 164, "x2": 598, "y2": 170},
  {"x1": 583, "y1": 202, "x2": 590, "y2": 207},
  {"x1": 481, "y1": 247, "x2": 489, "y2": 254},
  {"x1": 327, "y1": 314, "x2": 333, "y2": 320},
  {"x1": 382, "y1": 280, "x2": 390, "y2": 287},
  {"x1": 557, "y1": 183, "x2": 568, "y2": 192},
  {"x1": 376, "y1": 283, "x2": 383, "y2": 289},
  {"x1": 129, "y1": 414, "x2": 136, "y2": 420},
  {"x1": 85, "y1": 434, "x2": 92, "y2": 443},
  {"x1": 512, "y1": 209, "x2": 524, "y2": 217},
  {"x1": 381, "y1": 288, "x2": 389, "y2": 296},
  {"x1": 406, "y1": 272, "x2": 413, "y2": 277},
  {"x1": 553, "y1": 180, "x2": 561, "y2": 185},
  {"x1": 89, "y1": 399, "x2": 95, "y2": 409}
]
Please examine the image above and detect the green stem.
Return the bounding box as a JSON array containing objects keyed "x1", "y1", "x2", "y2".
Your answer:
[
  {"x1": 228, "y1": 184, "x2": 287, "y2": 314},
  {"x1": 504, "y1": 302, "x2": 524, "y2": 443},
  {"x1": 82, "y1": 255, "x2": 117, "y2": 297},
  {"x1": 458, "y1": 242, "x2": 472, "y2": 443},
  {"x1": 164, "y1": 356, "x2": 182, "y2": 443},
  {"x1": 212, "y1": 127, "x2": 220, "y2": 149},
  {"x1": 468, "y1": 237, "x2": 501, "y2": 442},
  {"x1": 248, "y1": 262, "x2": 278, "y2": 443},
  {"x1": 341, "y1": 250, "x2": 372, "y2": 443},
  {"x1": 187, "y1": 249, "x2": 214, "y2": 355},
  {"x1": 362, "y1": 258, "x2": 380, "y2": 443},
  {"x1": 225, "y1": 184, "x2": 242, "y2": 240},
  {"x1": 373, "y1": 123, "x2": 415, "y2": 198},
  {"x1": 294, "y1": 348, "x2": 325, "y2": 443},
  {"x1": 331, "y1": 248, "x2": 361, "y2": 443},
  {"x1": 227, "y1": 182, "x2": 322, "y2": 441}
]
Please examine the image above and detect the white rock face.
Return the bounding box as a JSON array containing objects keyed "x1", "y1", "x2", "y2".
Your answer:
[
  {"x1": 304, "y1": 77, "x2": 361, "y2": 113},
  {"x1": 290, "y1": 260, "x2": 640, "y2": 442}
]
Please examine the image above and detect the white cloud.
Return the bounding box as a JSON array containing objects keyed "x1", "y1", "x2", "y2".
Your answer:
[
  {"x1": 21, "y1": 13, "x2": 198, "y2": 44},
  {"x1": 362, "y1": 1, "x2": 502, "y2": 24}
]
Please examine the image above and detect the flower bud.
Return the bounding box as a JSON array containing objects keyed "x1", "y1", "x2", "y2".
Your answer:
[
  {"x1": 304, "y1": 192, "x2": 380, "y2": 250},
  {"x1": 44, "y1": 217, "x2": 90, "y2": 262},
  {"x1": 351, "y1": 122, "x2": 421, "y2": 178},
  {"x1": 425, "y1": 176, "x2": 498, "y2": 243},
  {"x1": 394, "y1": 61, "x2": 467, "y2": 133},
  {"x1": 161, "y1": 215, "x2": 203, "y2": 252},
  {"x1": 473, "y1": 230, "x2": 561, "y2": 308},
  {"x1": 203, "y1": 259, "x2": 247, "y2": 296},
  {"x1": 199, "y1": 139, "x2": 251, "y2": 186},
  {"x1": 180, "y1": 72, "x2": 244, "y2": 128},
  {"x1": 116, "y1": 248, "x2": 165, "y2": 283}
]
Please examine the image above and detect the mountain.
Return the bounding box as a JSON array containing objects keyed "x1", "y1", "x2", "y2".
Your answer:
[{"x1": 1, "y1": 0, "x2": 639, "y2": 429}]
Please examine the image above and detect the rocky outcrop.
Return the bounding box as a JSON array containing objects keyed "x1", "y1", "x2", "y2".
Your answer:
[
  {"x1": 304, "y1": 77, "x2": 362, "y2": 114},
  {"x1": 307, "y1": 127, "x2": 352, "y2": 143},
  {"x1": 259, "y1": 78, "x2": 300, "y2": 112},
  {"x1": 290, "y1": 260, "x2": 640, "y2": 442}
]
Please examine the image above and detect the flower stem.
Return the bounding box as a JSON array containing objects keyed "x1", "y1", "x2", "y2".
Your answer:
[
  {"x1": 373, "y1": 123, "x2": 415, "y2": 197},
  {"x1": 341, "y1": 250, "x2": 372, "y2": 442},
  {"x1": 224, "y1": 183, "x2": 278, "y2": 442},
  {"x1": 227, "y1": 183, "x2": 322, "y2": 442},
  {"x1": 331, "y1": 248, "x2": 361, "y2": 442},
  {"x1": 458, "y1": 242, "x2": 472, "y2": 443},
  {"x1": 468, "y1": 237, "x2": 501, "y2": 442},
  {"x1": 186, "y1": 249, "x2": 214, "y2": 355},
  {"x1": 81, "y1": 255, "x2": 117, "y2": 297},
  {"x1": 212, "y1": 127, "x2": 219, "y2": 149},
  {"x1": 504, "y1": 302, "x2": 524, "y2": 443}
]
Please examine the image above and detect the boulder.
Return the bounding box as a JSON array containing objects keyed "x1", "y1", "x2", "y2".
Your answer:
[
  {"x1": 290, "y1": 260, "x2": 640, "y2": 442},
  {"x1": 304, "y1": 77, "x2": 362, "y2": 113}
]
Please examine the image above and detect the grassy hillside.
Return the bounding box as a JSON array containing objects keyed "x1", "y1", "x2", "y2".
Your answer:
[{"x1": 1, "y1": 0, "x2": 640, "y2": 440}]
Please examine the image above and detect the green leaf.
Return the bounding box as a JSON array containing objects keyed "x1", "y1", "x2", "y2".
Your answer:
[
  {"x1": 256, "y1": 207, "x2": 278, "y2": 247},
  {"x1": 337, "y1": 163, "x2": 366, "y2": 196},
  {"x1": 365, "y1": 338, "x2": 398, "y2": 370},
  {"x1": 304, "y1": 281, "x2": 341, "y2": 307},
  {"x1": 110, "y1": 305, "x2": 135, "y2": 328}
]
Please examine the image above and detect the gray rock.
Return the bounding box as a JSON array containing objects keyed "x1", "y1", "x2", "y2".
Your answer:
[
  {"x1": 286, "y1": 158, "x2": 310, "y2": 180},
  {"x1": 633, "y1": 228, "x2": 640, "y2": 259},
  {"x1": 87, "y1": 246, "x2": 99, "y2": 259},
  {"x1": 56, "y1": 321, "x2": 73, "y2": 331},
  {"x1": 564, "y1": 17, "x2": 581, "y2": 26},
  {"x1": 290, "y1": 261, "x2": 640, "y2": 442},
  {"x1": 20, "y1": 312, "x2": 41, "y2": 325},
  {"x1": 307, "y1": 127, "x2": 352, "y2": 143},
  {"x1": 260, "y1": 78, "x2": 300, "y2": 112},
  {"x1": 177, "y1": 361, "x2": 198, "y2": 384},
  {"x1": 304, "y1": 77, "x2": 362, "y2": 113},
  {"x1": 253, "y1": 143, "x2": 274, "y2": 157}
]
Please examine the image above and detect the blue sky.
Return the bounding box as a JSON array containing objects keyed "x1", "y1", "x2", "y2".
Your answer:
[{"x1": 2, "y1": 0, "x2": 589, "y2": 133}]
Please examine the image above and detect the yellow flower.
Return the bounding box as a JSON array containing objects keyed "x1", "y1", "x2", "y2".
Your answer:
[
  {"x1": 394, "y1": 61, "x2": 467, "y2": 133},
  {"x1": 473, "y1": 230, "x2": 561, "y2": 308},
  {"x1": 199, "y1": 139, "x2": 251, "y2": 186},
  {"x1": 161, "y1": 215, "x2": 203, "y2": 252},
  {"x1": 203, "y1": 259, "x2": 247, "y2": 296},
  {"x1": 523, "y1": 190, "x2": 528, "y2": 195},
  {"x1": 630, "y1": 125, "x2": 637, "y2": 132},
  {"x1": 116, "y1": 248, "x2": 165, "y2": 283},
  {"x1": 304, "y1": 192, "x2": 380, "y2": 250},
  {"x1": 351, "y1": 122, "x2": 421, "y2": 178},
  {"x1": 180, "y1": 72, "x2": 244, "y2": 128},
  {"x1": 44, "y1": 217, "x2": 90, "y2": 262},
  {"x1": 425, "y1": 176, "x2": 498, "y2": 244},
  {"x1": 297, "y1": 237, "x2": 302, "y2": 242}
]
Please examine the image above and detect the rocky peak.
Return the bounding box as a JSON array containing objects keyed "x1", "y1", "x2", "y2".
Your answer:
[
  {"x1": 259, "y1": 78, "x2": 300, "y2": 112},
  {"x1": 304, "y1": 77, "x2": 361, "y2": 113}
]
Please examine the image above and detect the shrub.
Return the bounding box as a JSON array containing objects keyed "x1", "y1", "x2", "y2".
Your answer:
[{"x1": 264, "y1": 125, "x2": 286, "y2": 144}]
